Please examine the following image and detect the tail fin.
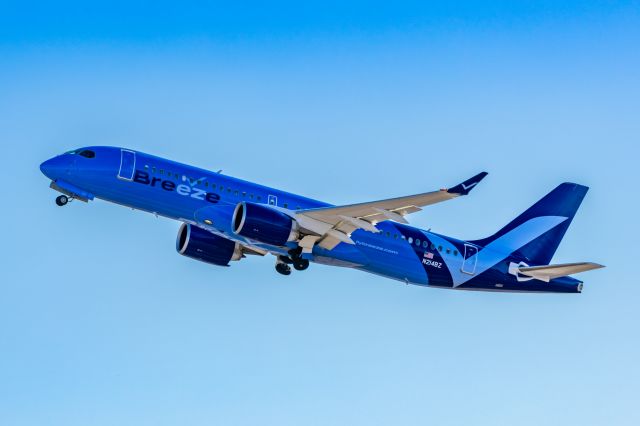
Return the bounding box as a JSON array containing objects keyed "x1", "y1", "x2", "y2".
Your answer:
[{"x1": 471, "y1": 183, "x2": 588, "y2": 265}]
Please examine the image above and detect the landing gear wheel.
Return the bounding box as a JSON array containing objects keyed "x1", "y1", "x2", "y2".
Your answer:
[
  {"x1": 275, "y1": 263, "x2": 292, "y2": 276},
  {"x1": 293, "y1": 258, "x2": 310, "y2": 271},
  {"x1": 55, "y1": 195, "x2": 69, "y2": 206}
]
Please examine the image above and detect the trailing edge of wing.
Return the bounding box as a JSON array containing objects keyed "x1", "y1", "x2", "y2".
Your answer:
[{"x1": 518, "y1": 262, "x2": 605, "y2": 282}]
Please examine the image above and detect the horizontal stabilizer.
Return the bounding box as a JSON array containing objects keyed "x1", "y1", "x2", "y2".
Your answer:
[{"x1": 518, "y1": 262, "x2": 605, "y2": 282}]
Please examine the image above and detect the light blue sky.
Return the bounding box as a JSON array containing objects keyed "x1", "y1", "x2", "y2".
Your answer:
[{"x1": 1, "y1": 2, "x2": 638, "y2": 425}]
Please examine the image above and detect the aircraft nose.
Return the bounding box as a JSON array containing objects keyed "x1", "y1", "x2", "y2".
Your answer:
[{"x1": 40, "y1": 157, "x2": 64, "y2": 180}]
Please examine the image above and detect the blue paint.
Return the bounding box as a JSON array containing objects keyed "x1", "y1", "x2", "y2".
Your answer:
[{"x1": 40, "y1": 146, "x2": 595, "y2": 293}]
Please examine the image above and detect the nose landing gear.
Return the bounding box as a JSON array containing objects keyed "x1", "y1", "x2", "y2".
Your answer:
[{"x1": 55, "y1": 195, "x2": 69, "y2": 206}]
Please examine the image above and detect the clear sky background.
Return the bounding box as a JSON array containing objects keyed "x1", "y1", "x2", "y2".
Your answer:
[{"x1": 1, "y1": 1, "x2": 638, "y2": 425}]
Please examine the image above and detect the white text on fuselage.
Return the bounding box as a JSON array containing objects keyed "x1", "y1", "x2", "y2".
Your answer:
[
  {"x1": 422, "y1": 258, "x2": 442, "y2": 269},
  {"x1": 355, "y1": 240, "x2": 399, "y2": 255}
]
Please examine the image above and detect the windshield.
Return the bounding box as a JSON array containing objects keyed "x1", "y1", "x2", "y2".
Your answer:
[{"x1": 65, "y1": 149, "x2": 95, "y2": 158}]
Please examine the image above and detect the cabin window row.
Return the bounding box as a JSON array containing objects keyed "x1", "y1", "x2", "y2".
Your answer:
[{"x1": 382, "y1": 231, "x2": 459, "y2": 255}]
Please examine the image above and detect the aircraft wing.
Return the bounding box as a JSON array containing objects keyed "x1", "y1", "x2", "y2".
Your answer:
[
  {"x1": 518, "y1": 262, "x2": 605, "y2": 282},
  {"x1": 295, "y1": 172, "x2": 488, "y2": 250}
]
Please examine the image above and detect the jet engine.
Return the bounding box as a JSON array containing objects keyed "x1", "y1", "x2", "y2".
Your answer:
[
  {"x1": 232, "y1": 202, "x2": 298, "y2": 246},
  {"x1": 176, "y1": 223, "x2": 243, "y2": 266}
]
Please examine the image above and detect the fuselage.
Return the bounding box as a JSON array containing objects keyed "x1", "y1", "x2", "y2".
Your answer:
[{"x1": 40, "y1": 146, "x2": 583, "y2": 293}]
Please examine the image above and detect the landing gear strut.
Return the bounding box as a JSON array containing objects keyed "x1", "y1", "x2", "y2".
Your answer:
[
  {"x1": 288, "y1": 248, "x2": 309, "y2": 271},
  {"x1": 55, "y1": 195, "x2": 69, "y2": 206}
]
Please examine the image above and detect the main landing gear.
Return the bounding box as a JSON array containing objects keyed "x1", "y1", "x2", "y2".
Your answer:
[
  {"x1": 275, "y1": 249, "x2": 310, "y2": 276},
  {"x1": 275, "y1": 261, "x2": 292, "y2": 276},
  {"x1": 293, "y1": 257, "x2": 310, "y2": 271},
  {"x1": 55, "y1": 195, "x2": 69, "y2": 206}
]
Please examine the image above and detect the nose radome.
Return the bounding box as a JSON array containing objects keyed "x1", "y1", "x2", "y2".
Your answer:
[
  {"x1": 40, "y1": 157, "x2": 63, "y2": 180},
  {"x1": 40, "y1": 158, "x2": 53, "y2": 178}
]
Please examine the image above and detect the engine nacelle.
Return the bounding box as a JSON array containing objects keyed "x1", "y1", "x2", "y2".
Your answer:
[
  {"x1": 232, "y1": 202, "x2": 298, "y2": 246},
  {"x1": 176, "y1": 223, "x2": 242, "y2": 266}
]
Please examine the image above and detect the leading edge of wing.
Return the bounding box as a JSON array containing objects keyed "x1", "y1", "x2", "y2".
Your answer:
[{"x1": 300, "y1": 171, "x2": 489, "y2": 217}]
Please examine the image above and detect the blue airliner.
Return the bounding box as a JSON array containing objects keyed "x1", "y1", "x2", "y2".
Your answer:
[{"x1": 40, "y1": 147, "x2": 604, "y2": 293}]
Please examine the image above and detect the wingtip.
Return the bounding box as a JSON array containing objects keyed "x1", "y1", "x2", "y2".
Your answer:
[{"x1": 447, "y1": 171, "x2": 489, "y2": 195}]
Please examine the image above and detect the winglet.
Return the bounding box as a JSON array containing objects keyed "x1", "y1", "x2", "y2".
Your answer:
[{"x1": 447, "y1": 172, "x2": 488, "y2": 195}]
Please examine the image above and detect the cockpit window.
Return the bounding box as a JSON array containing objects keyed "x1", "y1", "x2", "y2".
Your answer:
[{"x1": 78, "y1": 150, "x2": 95, "y2": 158}]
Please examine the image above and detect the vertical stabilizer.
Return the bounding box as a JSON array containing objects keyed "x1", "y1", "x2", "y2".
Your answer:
[{"x1": 471, "y1": 183, "x2": 588, "y2": 265}]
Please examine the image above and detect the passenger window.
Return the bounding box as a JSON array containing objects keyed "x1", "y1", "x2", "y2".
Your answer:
[
  {"x1": 234, "y1": 190, "x2": 238, "y2": 196},
  {"x1": 408, "y1": 237, "x2": 413, "y2": 244},
  {"x1": 249, "y1": 194, "x2": 254, "y2": 199},
  {"x1": 446, "y1": 248, "x2": 451, "y2": 254},
  {"x1": 394, "y1": 234, "x2": 398, "y2": 239},
  {"x1": 219, "y1": 186, "x2": 224, "y2": 192},
  {"x1": 144, "y1": 165, "x2": 149, "y2": 169},
  {"x1": 152, "y1": 167, "x2": 156, "y2": 173},
  {"x1": 438, "y1": 246, "x2": 443, "y2": 252},
  {"x1": 415, "y1": 238, "x2": 421, "y2": 246},
  {"x1": 454, "y1": 250, "x2": 459, "y2": 256},
  {"x1": 159, "y1": 169, "x2": 164, "y2": 175},
  {"x1": 257, "y1": 196, "x2": 262, "y2": 201},
  {"x1": 242, "y1": 192, "x2": 247, "y2": 197},
  {"x1": 296, "y1": 206, "x2": 301, "y2": 210},
  {"x1": 430, "y1": 243, "x2": 436, "y2": 250},
  {"x1": 283, "y1": 203, "x2": 288, "y2": 208},
  {"x1": 423, "y1": 241, "x2": 428, "y2": 248}
]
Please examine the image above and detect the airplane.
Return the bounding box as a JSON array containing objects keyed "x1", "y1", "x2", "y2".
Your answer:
[{"x1": 40, "y1": 147, "x2": 604, "y2": 293}]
